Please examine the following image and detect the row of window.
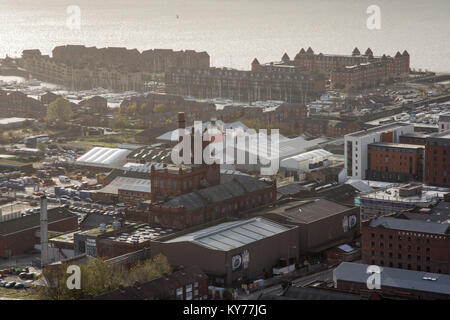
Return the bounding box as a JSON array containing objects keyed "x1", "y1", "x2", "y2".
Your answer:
[{"x1": 175, "y1": 282, "x2": 200, "y2": 300}]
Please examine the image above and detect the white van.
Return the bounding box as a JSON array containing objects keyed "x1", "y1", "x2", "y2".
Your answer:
[{"x1": 58, "y1": 176, "x2": 70, "y2": 183}]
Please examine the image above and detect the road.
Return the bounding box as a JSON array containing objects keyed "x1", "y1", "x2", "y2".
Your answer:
[{"x1": 238, "y1": 268, "x2": 334, "y2": 300}]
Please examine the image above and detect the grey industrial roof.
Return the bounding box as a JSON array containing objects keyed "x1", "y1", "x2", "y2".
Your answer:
[
  {"x1": 368, "y1": 216, "x2": 450, "y2": 235},
  {"x1": 277, "y1": 183, "x2": 307, "y2": 196},
  {"x1": 346, "y1": 122, "x2": 412, "y2": 138},
  {"x1": 0, "y1": 208, "x2": 76, "y2": 236},
  {"x1": 368, "y1": 142, "x2": 424, "y2": 150},
  {"x1": 439, "y1": 112, "x2": 450, "y2": 122},
  {"x1": 263, "y1": 198, "x2": 353, "y2": 224},
  {"x1": 259, "y1": 286, "x2": 362, "y2": 300},
  {"x1": 397, "y1": 202, "x2": 450, "y2": 223},
  {"x1": 334, "y1": 262, "x2": 450, "y2": 296},
  {"x1": 164, "y1": 217, "x2": 294, "y2": 251},
  {"x1": 97, "y1": 176, "x2": 151, "y2": 195}
]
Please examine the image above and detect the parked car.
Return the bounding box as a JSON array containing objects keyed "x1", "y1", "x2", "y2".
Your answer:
[
  {"x1": 5, "y1": 281, "x2": 16, "y2": 288},
  {"x1": 0, "y1": 281, "x2": 6, "y2": 287},
  {"x1": 23, "y1": 280, "x2": 34, "y2": 288},
  {"x1": 14, "y1": 283, "x2": 24, "y2": 289}
]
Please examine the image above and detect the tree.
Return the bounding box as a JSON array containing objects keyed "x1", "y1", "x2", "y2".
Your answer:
[
  {"x1": 38, "y1": 259, "x2": 122, "y2": 300},
  {"x1": 47, "y1": 98, "x2": 73, "y2": 126},
  {"x1": 124, "y1": 254, "x2": 171, "y2": 285},
  {"x1": 38, "y1": 255, "x2": 172, "y2": 300},
  {"x1": 152, "y1": 103, "x2": 166, "y2": 113},
  {"x1": 111, "y1": 114, "x2": 129, "y2": 129}
]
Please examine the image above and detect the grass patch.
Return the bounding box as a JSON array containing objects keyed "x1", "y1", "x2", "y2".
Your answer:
[
  {"x1": 0, "y1": 287, "x2": 39, "y2": 300},
  {"x1": 70, "y1": 132, "x2": 138, "y2": 148}
]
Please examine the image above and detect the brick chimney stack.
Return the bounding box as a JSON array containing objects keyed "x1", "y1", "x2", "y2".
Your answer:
[{"x1": 178, "y1": 112, "x2": 186, "y2": 129}]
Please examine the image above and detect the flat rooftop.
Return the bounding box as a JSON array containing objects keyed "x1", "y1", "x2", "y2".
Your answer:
[
  {"x1": 429, "y1": 131, "x2": 450, "y2": 140},
  {"x1": 368, "y1": 142, "x2": 424, "y2": 150},
  {"x1": 262, "y1": 198, "x2": 353, "y2": 224},
  {"x1": 360, "y1": 185, "x2": 449, "y2": 203},
  {"x1": 104, "y1": 225, "x2": 175, "y2": 244},
  {"x1": 346, "y1": 122, "x2": 412, "y2": 138},
  {"x1": 334, "y1": 262, "x2": 450, "y2": 296},
  {"x1": 367, "y1": 216, "x2": 449, "y2": 235}
]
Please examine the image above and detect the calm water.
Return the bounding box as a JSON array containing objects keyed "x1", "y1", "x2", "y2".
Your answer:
[{"x1": 0, "y1": 0, "x2": 449, "y2": 72}]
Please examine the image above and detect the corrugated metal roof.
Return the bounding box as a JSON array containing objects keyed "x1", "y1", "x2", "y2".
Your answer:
[
  {"x1": 281, "y1": 149, "x2": 332, "y2": 163},
  {"x1": 164, "y1": 217, "x2": 293, "y2": 251},
  {"x1": 76, "y1": 147, "x2": 131, "y2": 167},
  {"x1": 97, "y1": 176, "x2": 151, "y2": 195}
]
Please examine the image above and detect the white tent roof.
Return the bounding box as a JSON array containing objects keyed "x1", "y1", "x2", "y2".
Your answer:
[
  {"x1": 76, "y1": 147, "x2": 131, "y2": 168},
  {"x1": 281, "y1": 149, "x2": 332, "y2": 164}
]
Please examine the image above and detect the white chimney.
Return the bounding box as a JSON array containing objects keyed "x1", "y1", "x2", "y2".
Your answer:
[{"x1": 40, "y1": 196, "x2": 48, "y2": 267}]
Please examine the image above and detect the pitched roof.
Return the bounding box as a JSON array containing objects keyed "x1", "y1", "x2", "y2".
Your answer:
[
  {"x1": 161, "y1": 176, "x2": 271, "y2": 210},
  {"x1": 0, "y1": 208, "x2": 77, "y2": 236},
  {"x1": 95, "y1": 265, "x2": 207, "y2": 300},
  {"x1": 164, "y1": 217, "x2": 294, "y2": 251}
]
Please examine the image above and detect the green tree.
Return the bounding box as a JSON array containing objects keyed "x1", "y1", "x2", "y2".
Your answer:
[
  {"x1": 124, "y1": 254, "x2": 171, "y2": 285},
  {"x1": 38, "y1": 255, "x2": 172, "y2": 300},
  {"x1": 38, "y1": 259, "x2": 122, "y2": 300},
  {"x1": 111, "y1": 114, "x2": 129, "y2": 129},
  {"x1": 47, "y1": 98, "x2": 73, "y2": 126},
  {"x1": 152, "y1": 103, "x2": 166, "y2": 113}
]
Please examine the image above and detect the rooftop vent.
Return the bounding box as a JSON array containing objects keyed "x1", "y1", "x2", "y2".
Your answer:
[{"x1": 423, "y1": 273, "x2": 440, "y2": 281}]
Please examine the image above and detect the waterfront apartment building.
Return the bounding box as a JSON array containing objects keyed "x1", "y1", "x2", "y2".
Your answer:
[
  {"x1": 256, "y1": 48, "x2": 409, "y2": 90},
  {"x1": 424, "y1": 131, "x2": 450, "y2": 187},
  {"x1": 20, "y1": 52, "x2": 144, "y2": 91},
  {"x1": 295, "y1": 47, "x2": 409, "y2": 77},
  {"x1": 165, "y1": 67, "x2": 326, "y2": 103},
  {"x1": 362, "y1": 216, "x2": 450, "y2": 274},
  {"x1": 344, "y1": 123, "x2": 414, "y2": 180},
  {"x1": 366, "y1": 142, "x2": 424, "y2": 182},
  {"x1": 20, "y1": 46, "x2": 210, "y2": 91},
  {"x1": 330, "y1": 51, "x2": 410, "y2": 89},
  {"x1": 51, "y1": 45, "x2": 210, "y2": 73}
]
